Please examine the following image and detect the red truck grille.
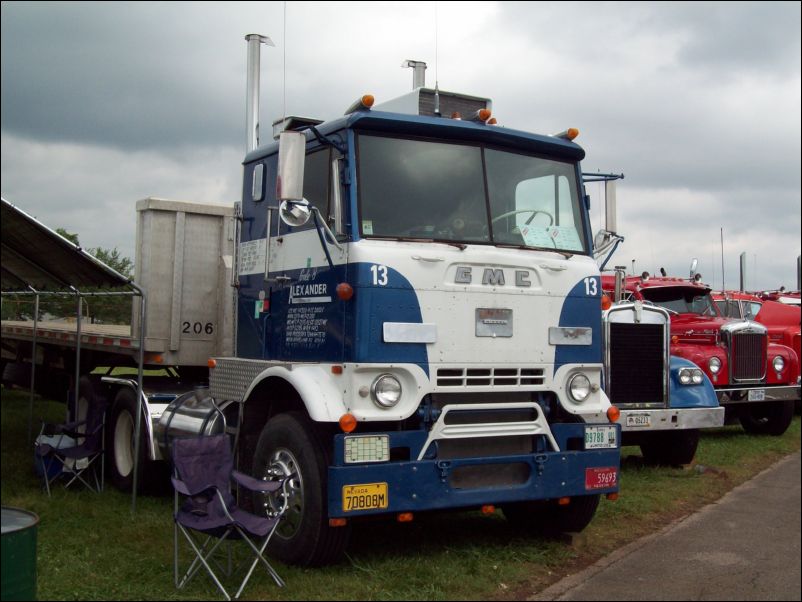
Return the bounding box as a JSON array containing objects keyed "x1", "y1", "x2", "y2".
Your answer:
[
  {"x1": 730, "y1": 332, "x2": 767, "y2": 381},
  {"x1": 608, "y1": 323, "x2": 667, "y2": 406}
]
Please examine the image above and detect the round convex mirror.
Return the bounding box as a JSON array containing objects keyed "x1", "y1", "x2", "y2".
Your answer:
[{"x1": 279, "y1": 199, "x2": 312, "y2": 227}]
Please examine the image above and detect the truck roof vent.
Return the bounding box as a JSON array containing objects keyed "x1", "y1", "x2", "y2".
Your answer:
[{"x1": 374, "y1": 88, "x2": 492, "y2": 119}]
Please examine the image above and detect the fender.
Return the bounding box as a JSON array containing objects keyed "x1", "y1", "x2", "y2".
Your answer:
[
  {"x1": 243, "y1": 364, "x2": 348, "y2": 422},
  {"x1": 668, "y1": 356, "x2": 719, "y2": 408}
]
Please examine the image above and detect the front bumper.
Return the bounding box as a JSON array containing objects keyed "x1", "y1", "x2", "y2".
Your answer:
[
  {"x1": 618, "y1": 407, "x2": 725, "y2": 432},
  {"x1": 716, "y1": 385, "x2": 801, "y2": 404},
  {"x1": 327, "y1": 422, "x2": 620, "y2": 519}
]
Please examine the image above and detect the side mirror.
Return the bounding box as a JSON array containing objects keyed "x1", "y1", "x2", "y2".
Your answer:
[
  {"x1": 277, "y1": 131, "x2": 305, "y2": 201},
  {"x1": 279, "y1": 199, "x2": 312, "y2": 227},
  {"x1": 604, "y1": 180, "x2": 617, "y2": 234}
]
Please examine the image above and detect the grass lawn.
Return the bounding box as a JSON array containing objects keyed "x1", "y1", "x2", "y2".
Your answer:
[{"x1": 2, "y1": 387, "x2": 799, "y2": 600}]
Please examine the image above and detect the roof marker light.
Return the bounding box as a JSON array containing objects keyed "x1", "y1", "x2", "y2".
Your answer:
[
  {"x1": 473, "y1": 108, "x2": 492, "y2": 122},
  {"x1": 552, "y1": 128, "x2": 580, "y2": 140},
  {"x1": 344, "y1": 94, "x2": 375, "y2": 115}
]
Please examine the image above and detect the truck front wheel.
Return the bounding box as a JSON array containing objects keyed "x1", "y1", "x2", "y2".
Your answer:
[
  {"x1": 252, "y1": 412, "x2": 350, "y2": 566},
  {"x1": 739, "y1": 400, "x2": 794, "y2": 436},
  {"x1": 107, "y1": 387, "x2": 148, "y2": 491},
  {"x1": 503, "y1": 494, "x2": 600, "y2": 535},
  {"x1": 640, "y1": 429, "x2": 700, "y2": 466}
]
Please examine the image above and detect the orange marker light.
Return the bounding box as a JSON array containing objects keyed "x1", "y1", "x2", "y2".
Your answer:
[
  {"x1": 331, "y1": 365, "x2": 343, "y2": 375},
  {"x1": 207, "y1": 358, "x2": 217, "y2": 369},
  {"x1": 557, "y1": 497, "x2": 571, "y2": 506},
  {"x1": 481, "y1": 505, "x2": 495, "y2": 515},
  {"x1": 339, "y1": 413, "x2": 357, "y2": 433},
  {"x1": 607, "y1": 405, "x2": 621, "y2": 423},
  {"x1": 487, "y1": 117, "x2": 498, "y2": 125},
  {"x1": 601, "y1": 293, "x2": 613, "y2": 310},
  {"x1": 361, "y1": 94, "x2": 375, "y2": 108},
  {"x1": 476, "y1": 108, "x2": 492, "y2": 122},
  {"x1": 336, "y1": 282, "x2": 354, "y2": 301},
  {"x1": 329, "y1": 518, "x2": 348, "y2": 527},
  {"x1": 566, "y1": 127, "x2": 579, "y2": 140},
  {"x1": 397, "y1": 512, "x2": 414, "y2": 523},
  {"x1": 606, "y1": 492, "x2": 619, "y2": 501},
  {"x1": 451, "y1": 112, "x2": 462, "y2": 120}
]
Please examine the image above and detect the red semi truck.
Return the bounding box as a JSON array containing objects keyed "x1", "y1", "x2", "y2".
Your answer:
[{"x1": 601, "y1": 273, "x2": 799, "y2": 435}]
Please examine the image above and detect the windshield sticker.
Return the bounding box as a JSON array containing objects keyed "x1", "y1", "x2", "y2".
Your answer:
[
  {"x1": 520, "y1": 226, "x2": 582, "y2": 251},
  {"x1": 520, "y1": 225, "x2": 555, "y2": 248},
  {"x1": 362, "y1": 220, "x2": 374, "y2": 235},
  {"x1": 547, "y1": 226, "x2": 583, "y2": 251}
]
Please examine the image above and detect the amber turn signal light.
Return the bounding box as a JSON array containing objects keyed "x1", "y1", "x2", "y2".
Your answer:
[{"x1": 339, "y1": 413, "x2": 357, "y2": 433}]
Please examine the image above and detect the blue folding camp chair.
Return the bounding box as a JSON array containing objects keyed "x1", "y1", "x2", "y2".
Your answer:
[
  {"x1": 171, "y1": 434, "x2": 290, "y2": 600},
  {"x1": 34, "y1": 398, "x2": 107, "y2": 496}
]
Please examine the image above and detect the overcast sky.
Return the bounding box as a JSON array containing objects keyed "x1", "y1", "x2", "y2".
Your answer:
[{"x1": 2, "y1": 1, "x2": 800, "y2": 291}]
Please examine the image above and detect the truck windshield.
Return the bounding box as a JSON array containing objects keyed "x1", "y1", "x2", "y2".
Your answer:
[
  {"x1": 357, "y1": 134, "x2": 587, "y2": 253},
  {"x1": 641, "y1": 287, "x2": 719, "y2": 316}
]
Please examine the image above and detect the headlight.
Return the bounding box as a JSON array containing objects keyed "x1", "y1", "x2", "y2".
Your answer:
[
  {"x1": 567, "y1": 373, "x2": 591, "y2": 402},
  {"x1": 773, "y1": 356, "x2": 785, "y2": 373},
  {"x1": 370, "y1": 374, "x2": 402, "y2": 408},
  {"x1": 708, "y1": 357, "x2": 722, "y2": 375},
  {"x1": 679, "y1": 368, "x2": 704, "y2": 385}
]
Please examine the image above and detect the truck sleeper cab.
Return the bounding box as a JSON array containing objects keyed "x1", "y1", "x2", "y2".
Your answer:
[{"x1": 210, "y1": 100, "x2": 620, "y2": 566}]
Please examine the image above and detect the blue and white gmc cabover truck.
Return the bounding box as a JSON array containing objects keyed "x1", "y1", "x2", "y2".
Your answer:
[
  {"x1": 0, "y1": 44, "x2": 622, "y2": 567},
  {"x1": 207, "y1": 48, "x2": 623, "y2": 566}
]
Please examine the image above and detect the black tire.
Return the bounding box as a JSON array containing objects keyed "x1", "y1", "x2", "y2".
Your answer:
[
  {"x1": 74, "y1": 375, "x2": 105, "y2": 421},
  {"x1": 2, "y1": 361, "x2": 30, "y2": 388},
  {"x1": 640, "y1": 429, "x2": 700, "y2": 466},
  {"x1": 252, "y1": 412, "x2": 350, "y2": 566},
  {"x1": 503, "y1": 494, "x2": 600, "y2": 535},
  {"x1": 739, "y1": 400, "x2": 795, "y2": 436},
  {"x1": 106, "y1": 387, "x2": 149, "y2": 491}
]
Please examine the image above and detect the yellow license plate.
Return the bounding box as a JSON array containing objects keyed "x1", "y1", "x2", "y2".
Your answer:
[{"x1": 342, "y1": 482, "x2": 388, "y2": 512}]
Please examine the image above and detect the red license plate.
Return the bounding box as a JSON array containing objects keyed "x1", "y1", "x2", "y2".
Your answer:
[{"x1": 585, "y1": 467, "x2": 618, "y2": 490}]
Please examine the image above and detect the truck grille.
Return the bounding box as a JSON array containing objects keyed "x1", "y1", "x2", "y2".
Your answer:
[
  {"x1": 608, "y1": 323, "x2": 666, "y2": 405},
  {"x1": 435, "y1": 367, "x2": 545, "y2": 388},
  {"x1": 730, "y1": 332, "x2": 766, "y2": 381}
]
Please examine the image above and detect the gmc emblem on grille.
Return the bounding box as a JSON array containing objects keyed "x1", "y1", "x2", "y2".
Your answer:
[{"x1": 455, "y1": 267, "x2": 531, "y2": 287}]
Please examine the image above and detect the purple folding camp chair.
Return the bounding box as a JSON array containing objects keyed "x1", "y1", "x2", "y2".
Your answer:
[
  {"x1": 34, "y1": 398, "x2": 107, "y2": 496},
  {"x1": 171, "y1": 433, "x2": 290, "y2": 600}
]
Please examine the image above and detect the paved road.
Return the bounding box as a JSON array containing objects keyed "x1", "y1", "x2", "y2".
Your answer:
[{"x1": 531, "y1": 451, "x2": 802, "y2": 601}]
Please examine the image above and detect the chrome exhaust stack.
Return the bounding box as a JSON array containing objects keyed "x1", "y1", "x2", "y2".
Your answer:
[{"x1": 245, "y1": 33, "x2": 274, "y2": 154}]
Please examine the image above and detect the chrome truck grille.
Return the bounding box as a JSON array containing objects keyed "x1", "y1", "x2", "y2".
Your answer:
[
  {"x1": 730, "y1": 332, "x2": 767, "y2": 381},
  {"x1": 720, "y1": 322, "x2": 768, "y2": 383},
  {"x1": 604, "y1": 303, "x2": 670, "y2": 408}
]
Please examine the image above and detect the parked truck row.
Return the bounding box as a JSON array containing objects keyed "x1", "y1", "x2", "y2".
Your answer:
[{"x1": 2, "y1": 37, "x2": 797, "y2": 567}]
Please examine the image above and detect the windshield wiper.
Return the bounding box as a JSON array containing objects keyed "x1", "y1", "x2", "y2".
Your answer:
[{"x1": 494, "y1": 243, "x2": 574, "y2": 259}]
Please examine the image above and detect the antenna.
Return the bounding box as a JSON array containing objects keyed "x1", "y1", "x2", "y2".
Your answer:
[
  {"x1": 283, "y1": 1, "x2": 287, "y2": 124},
  {"x1": 434, "y1": 2, "x2": 440, "y2": 116},
  {"x1": 720, "y1": 227, "x2": 725, "y2": 291}
]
